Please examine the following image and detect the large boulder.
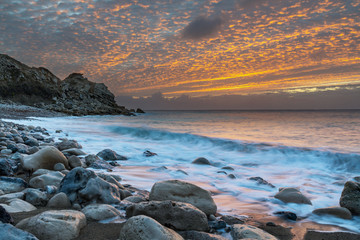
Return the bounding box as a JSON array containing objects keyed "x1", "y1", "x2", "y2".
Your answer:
[
  {"x1": 29, "y1": 171, "x2": 65, "y2": 189},
  {"x1": 231, "y1": 224, "x2": 278, "y2": 240},
  {"x1": 0, "y1": 223, "x2": 39, "y2": 240},
  {"x1": 0, "y1": 176, "x2": 27, "y2": 194},
  {"x1": 55, "y1": 139, "x2": 82, "y2": 151},
  {"x1": 274, "y1": 187, "x2": 312, "y2": 205},
  {"x1": 126, "y1": 200, "x2": 208, "y2": 231},
  {"x1": 58, "y1": 167, "x2": 121, "y2": 204},
  {"x1": 340, "y1": 181, "x2": 360, "y2": 215},
  {"x1": 81, "y1": 204, "x2": 121, "y2": 221},
  {"x1": 149, "y1": 180, "x2": 217, "y2": 215},
  {"x1": 97, "y1": 149, "x2": 127, "y2": 160},
  {"x1": 313, "y1": 206, "x2": 352, "y2": 219},
  {"x1": 119, "y1": 215, "x2": 184, "y2": 240},
  {"x1": 22, "y1": 146, "x2": 69, "y2": 171},
  {"x1": 0, "y1": 199, "x2": 37, "y2": 213},
  {"x1": 16, "y1": 210, "x2": 86, "y2": 240}
]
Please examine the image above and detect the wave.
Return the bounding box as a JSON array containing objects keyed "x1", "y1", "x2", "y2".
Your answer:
[{"x1": 109, "y1": 125, "x2": 360, "y2": 172}]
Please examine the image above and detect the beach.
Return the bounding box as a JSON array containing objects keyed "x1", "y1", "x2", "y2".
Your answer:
[{"x1": 1, "y1": 105, "x2": 360, "y2": 240}]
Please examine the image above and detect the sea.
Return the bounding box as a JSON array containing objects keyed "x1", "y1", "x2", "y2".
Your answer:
[{"x1": 9, "y1": 110, "x2": 360, "y2": 232}]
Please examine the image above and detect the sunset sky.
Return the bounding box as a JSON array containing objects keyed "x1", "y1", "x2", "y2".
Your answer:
[{"x1": 1, "y1": 0, "x2": 359, "y2": 100}]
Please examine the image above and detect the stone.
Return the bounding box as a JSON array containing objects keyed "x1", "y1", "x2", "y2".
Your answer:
[
  {"x1": 85, "y1": 154, "x2": 113, "y2": 170},
  {"x1": 313, "y1": 206, "x2": 352, "y2": 219},
  {"x1": 274, "y1": 187, "x2": 312, "y2": 205},
  {"x1": 0, "y1": 158, "x2": 14, "y2": 176},
  {"x1": 340, "y1": 181, "x2": 360, "y2": 215},
  {"x1": 0, "y1": 223, "x2": 39, "y2": 240},
  {"x1": 119, "y1": 215, "x2": 183, "y2": 240},
  {"x1": 1, "y1": 149, "x2": 12, "y2": 155},
  {"x1": 29, "y1": 171, "x2": 65, "y2": 189},
  {"x1": 47, "y1": 192, "x2": 71, "y2": 208},
  {"x1": 32, "y1": 169, "x2": 55, "y2": 177},
  {"x1": 0, "y1": 192, "x2": 25, "y2": 202},
  {"x1": 124, "y1": 196, "x2": 147, "y2": 203},
  {"x1": 179, "y1": 231, "x2": 227, "y2": 240},
  {"x1": 149, "y1": 180, "x2": 217, "y2": 216},
  {"x1": 16, "y1": 210, "x2": 86, "y2": 240},
  {"x1": 62, "y1": 148, "x2": 86, "y2": 156},
  {"x1": 24, "y1": 188, "x2": 48, "y2": 206},
  {"x1": 24, "y1": 137, "x2": 39, "y2": 147},
  {"x1": 249, "y1": 177, "x2": 275, "y2": 188},
  {"x1": 0, "y1": 205, "x2": 14, "y2": 224},
  {"x1": 274, "y1": 211, "x2": 297, "y2": 221},
  {"x1": 209, "y1": 220, "x2": 226, "y2": 230},
  {"x1": 0, "y1": 177, "x2": 27, "y2": 193},
  {"x1": 143, "y1": 150, "x2": 157, "y2": 157},
  {"x1": 220, "y1": 215, "x2": 245, "y2": 225},
  {"x1": 228, "y1": 174, "x2": 236, "y2": 179},
  {"x1": 192, "y1": 157, "x2": 211, "y2": 165},
  {"x1": 304, "y1": 230, "x2": 360, "y2": 240},
  {"x1": 58, "y1": 167, "x2": 121, "y2": 204},
  {"x1": 22, "y1": 146, "x2": 69, "y2": 171},
  {"x1": 53, "y1": 163, "x2": 65, "y2": 171},
  {"x1": 96, "y1": 149, "x2": 127, "y2": 160},
  {"x1": 231, "y1": 224, "x2": 278, "y2": 240},
  {"x1": 221, "y1": 166, "x2": 234, "y2": 170},
  {"x1": 97, "y1": 173, "x2": 124, "y2": 189},
  {"x1": 67, "y1": 155, "x2": 83, "y2": 168},
  {"x1": 259, "y1": 222, "x2": 293, "y2": 240},
  {"x1": 0, "y1": 199, "x2": 37, "y2": 213},
  {"x1": 81, "y1": 204, "x2": 121, "y2": 221},
  {"x1": 55, "y1": 139, "x2": 82, "y2": 151},
  {"x1": 126, "y1": 200, "x2": 209, "y2": 231},
  {"x1": 27, "y1": 146, "x2": 39, "y2": 154}
]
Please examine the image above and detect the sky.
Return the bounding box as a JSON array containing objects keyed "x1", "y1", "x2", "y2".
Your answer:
[{"x1": 1, "y1": 0, "x2": 359, "y2": 109}]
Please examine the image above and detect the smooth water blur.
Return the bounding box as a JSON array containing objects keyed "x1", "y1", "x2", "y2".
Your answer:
[{"x1": 7, "y1": 110, "x2": 360, "y2": 232}]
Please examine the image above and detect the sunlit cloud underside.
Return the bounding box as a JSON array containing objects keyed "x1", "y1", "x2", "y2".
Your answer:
[{"x1": 0, "y1": 0, "x2": 359, "y2": 97}]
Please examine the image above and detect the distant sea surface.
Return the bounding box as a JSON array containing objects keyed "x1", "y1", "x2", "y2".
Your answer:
[{"x1": 10, "y1": 110, "x2": 360, "y2": 232}]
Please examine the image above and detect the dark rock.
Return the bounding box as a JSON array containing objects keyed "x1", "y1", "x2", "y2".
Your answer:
[
  {"x1": 24, "y1": 189, "x2": 48, "y2": 207},
  {"x1": 192, "y1": 157, "x2": 211, "y2": 165},
  {"x1": 67, "y1": 155, "x2": 82, "y2": 169},
  {"x1": 85, "y1": 154, "x2": 113, "y2": 170},
  {"x1": 0, "y1": 159, "x2": 14, "y2": 176},
  {"x1": 274, "y1": 211, "x2": 297, "y2": 221},
  {"x1": 143, "y1": 150, "x2": 157, "y2": 157},
  {"x1": 259, "y1": 222, "x2": 294, "y2": 240},
  {"x1": 24, "y1": 137, "x2": 39, "y2": 147},
  {"x1": 179, "y1": 230, "x2": 227, "y2": 240},
  {"x1": 304, "y1": 230, "x2": 360, "y2": 240},
  {"x1": 221, "y1": 166, "x2": 234, "y2": 170},
  {"x1": 228, "y1": 174, "x2": 236, "y2": 179},
  {"x1": 313, "y1": 206, "x2": 352, "y2": 219},
  {"x1": 274, "y1": 187, "x2": 312, "y2": 205},
  {"x1": 0, "y1": 177, "x2": 28, "y2": 194},
  {"x1": 209, "y1": 220, "x2": 226, "y2": 230},
  {"x1": 0, "y1": 205, "x2": 14, "y2": 224},
  {"x1": 220, "y1": 215, "x2": 245, "y2": 225},
  {"x1": 0, "y1": 223, "x2": 39, "y2": 240},
  {"x1": 136, "y1": 108, "x2": 145, "y2": 113},
  {"x1": 340, "y1": 181, "x2": 360, "y2": 215},
  {"x1": 248, "y1": 177, "x2": 275, "y2": 188},
  {"x1": 96, "y1": 149, "x2": 127, "y2": 161},
  {"x1": 55, "y1": 139, "x2": 82, "y2": 151}
]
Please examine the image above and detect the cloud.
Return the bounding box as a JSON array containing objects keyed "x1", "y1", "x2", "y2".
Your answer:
[{"x1": 182, "y1": 16, "x2": 223, "y2": 39}]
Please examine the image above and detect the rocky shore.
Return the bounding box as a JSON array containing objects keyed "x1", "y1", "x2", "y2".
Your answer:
[{"x1": 0, "y1": 118, "x2": 360, "y2": 240}]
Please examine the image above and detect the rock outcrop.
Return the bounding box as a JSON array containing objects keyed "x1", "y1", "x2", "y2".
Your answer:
[{"x1": 0, "y1": 54, "x2": 137, "y2": 116}]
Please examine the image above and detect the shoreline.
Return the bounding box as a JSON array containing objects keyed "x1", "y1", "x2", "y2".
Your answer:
[{"x1": 1, "y1": 108, "x2": 359, "y2": 240}]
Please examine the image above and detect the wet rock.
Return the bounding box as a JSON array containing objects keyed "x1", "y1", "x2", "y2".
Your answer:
[
  {"x1": 96, "y1": 149, "x2": 127, "y2": 160},
  {"x1": 55, "y1": 139, "x2": 82, "y2": 151},
  {"x1": 274, "y1": 187, "x2": 312, "y2": 205},
  {"x1": 126, "y1": 200, "x2": 209, "y2": 231},
  {"x1": 119, "y1": 215, "x2": 183, "y2": 240},
  {"x1": 143, "y1": 150, "x2": 157, "y2": 157},
  {"x1": 0, "y1": 158, "x2": 14, "y2": 176},
  {"x1": 47, "y1": 192, "x2": 71, "y2": 208},
  {"x1": 136, "y1": 108, "x2": 145, "y2": 113},
  {"x1": 16, "y1": 210, "x2": 86, "y2": 240},
  {"x1": 231, "y1": 224, "x2": 278, "y2": 240},
  {"x1": 81, "y1": 204, "x2": 121, "y2": 221},
  {"x1": 0, "y1": 223, "x2": 39, "y2": 240},
  {"x1": 97, "y1": 173, "x2": 124, "y2": 190},
  {"x1": 228, "y1": 174, "x2": 236, "y2": 179},
  {"x1": 274, "y1": 211, "x2": 297, "y2": 221},
  {"x1": 22, "y1": 146, "x2": 69, "y2": 171},
  {"x1": 0, "y1": 176, "x2": 27, "y2": 193},
  {"x1": 313, "y1": 206, "x2": 352, "y2": 219},
  {"x1": 149, "y1": 180, "x2": 217, "y2": 216},
  {"x1": 29, "y1": 171, "x2": 65, "y2": 189},
  {"x1": 340, "y1": 181, "x2": 360, "y2": 215},
  {"x1": 67, "y1": 155, "x2": 83, "y2": 168},
  {"x1": 53, "y1": 163, "x2": 65, "y2": 171},
  {"x1": 24, "y1": 188, "x2": 48, "y2": 206},
  {"x1": 220, "y1": 215, "x2": 246, "y2": 225},
  {"x1": 0, "y1": 205, "x2": 14, "y2": 224},
  {"x1": 0, "y1": 199, "x2": 37, "y2": 213},
  {"x1": 192, "y1": 157, "x2": 211, "y2": 165},
  {"x1": 304, "y1": 230, "x2": 360, "y2": 240},
  {"x1": 85, "y1": 154, "x2": 113, "y2": 170},
  {"x1": 209, "y1": 219, "x2": 226, "y2": 230},
  {"x1": 259, "y1": 222, "x2": 293, "y2": 240},
  {"x1": 249, "y1": 177, "x2": 275, "y2": 188},
  {"x1": 24, "y1": 137, "x2": 39, "y2": 147},
  {"x1": 62, "y1": 148, "x2": 86, "y2": 156},
  {"x1": 179, "y1": 230, "x2": 227, "y2": 240}
]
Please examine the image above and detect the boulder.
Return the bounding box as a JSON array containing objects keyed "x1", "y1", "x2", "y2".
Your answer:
[
  {"x1": 29, "y1": 171, "x2": 65, "y2": 189},
  {"x1": 179, "y1": 231, "x2": 227, "y2": 240},
  {"x1": 58, "y1": 167, "x2": 121, "y2": 204},
  {"x1": 85, "y1": 154, "x2": 113, "y2": 170},
  {"x1": 24, "y1": 188, "x2": 48, "y2": 206},
  {"x1": 231, "y1": 224, "x2": 278, "y2": 240},
  {"x1": 149, "y1": 180, "x2": 217, "y2": 215},
  {"x1": 0, "y1": 205, "x2": 14, "y2": 224},
  {"x1": 67, "y1": 155, "x2": 83, "y2": 168},
  {"x1": 274, "y1": 187, "x2": 312, "y2": 205},
  {"x1": 81, "y1": 204, "x2": 121, "y2": 221},
  {"x1": 0, "y1": 176, "x2": 27, "y2": 194},
  {"x1": 47, "y1": 192, "x2": 71, "y2": 208},
  {"x1": 192, "y1": 157, "x2": 211, "y2": 165},
  {"x1": 248, "y1": 177, "x2": 275, "y2": 188},
  {"x1": 16, "y1": 210, "x2": 86, "y2": 240},
  {"x1": 53, "y1": 163, "x2": 65, "y2": 171},
  {"x1": 119, "y1": 215, "x2": 183, "y2": 240},
  {"x1": 0, "y1": 158, "x2": 14, "y2": 176},
  {"x1": 126, "y1": 200, "x2": 209, "y2": 231},
  {"x1": 22, "y1": 146, "x2": 69, "y2": 171},
  {"x1": 0, "y1": 192, "x2": 25, "y2": 202},
  {"x1": 313, "y1": 206, "x2": 352, "y2": 219},
  {"x1": 340, "y1": 181, "x2": 360, "y2": 215},
  {"x1": 0, "y1": 199, "x2": 37, "y2": 213},
  {"x1": 259, "y1": 222, "x2": 294, "y2": 240},
  {"x1": 97, "y1": 149, "x2": 127, "y2": 160},
  {"x1": 55, "y1": 139, "x2": 82, "y2": 151},
  {"x1": 0, "y1": 223, "x2": 39, "y2": 240},
  {"x1": 304, "y1": 230, "x2": 360, "y2": 240},
  {"x1": 62, "y1": 148, "x2": 86, "y2": 156}
]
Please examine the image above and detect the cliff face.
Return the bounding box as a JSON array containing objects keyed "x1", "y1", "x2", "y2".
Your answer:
[{"x1": 0, "y1": 54, "x2": 134, "y2": 116}]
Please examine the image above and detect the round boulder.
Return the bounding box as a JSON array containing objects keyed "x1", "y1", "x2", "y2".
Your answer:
[
  {"x1": 22, "y1": 146, "x2": 69, "y2": 171},
  {"x1": 192, "y1": 157, "x2": 211, "y2": 165},
  {"x1": 274, "y1": 187, "x2": 312, "y2": 205},
  {"x1": 340, "y1": 181, "x2": 360, "y2": 215},
  {"x1": 313, "y1": 206, "x2": 352, "y2": 219},
  {"x1": 81, "y1": 204, "x2": 121, "y2": 221}
]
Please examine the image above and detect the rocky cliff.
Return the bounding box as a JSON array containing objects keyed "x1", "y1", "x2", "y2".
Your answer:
[{"x1": 0, "y1": 54, "x2": 136, "y2": 116}]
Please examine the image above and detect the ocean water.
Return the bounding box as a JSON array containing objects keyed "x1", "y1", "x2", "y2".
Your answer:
[{"x1": 8, "y1": 110, "x2": 360, "y2": 232}]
